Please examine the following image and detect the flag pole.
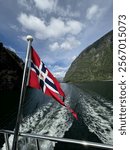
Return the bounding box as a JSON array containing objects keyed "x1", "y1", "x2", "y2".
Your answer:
[{"x1": 12, "y1": 35, "x2": 33, "y2": 150}]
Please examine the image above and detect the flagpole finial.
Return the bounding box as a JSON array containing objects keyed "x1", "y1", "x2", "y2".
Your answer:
[{"x1": 26, "y1": 35, "x2": 33, "y2": 42}]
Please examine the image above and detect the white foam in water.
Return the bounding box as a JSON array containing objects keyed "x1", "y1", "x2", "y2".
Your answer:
[
  {"x1": 2, "y1": 101, "x2": 73, "y2": 150},
  {"x1": 79, "y1": 91, "x2": 113, "y2": 145}
]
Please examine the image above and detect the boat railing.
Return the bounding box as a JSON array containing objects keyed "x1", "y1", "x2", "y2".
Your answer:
[{"x1": 0, "y1": 129, "x2": 113, "y2": 150}]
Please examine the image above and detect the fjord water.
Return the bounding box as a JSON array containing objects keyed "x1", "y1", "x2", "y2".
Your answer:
[{"x1": 1, "y1": 81, "x2": 113, "y2": 150}]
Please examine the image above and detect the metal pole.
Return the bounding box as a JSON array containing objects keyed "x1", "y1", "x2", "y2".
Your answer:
[
  {"x1": 0, "y1": 130, "x2": 113, "y2": 149},
  {"x1": 36, "y1": 139, "x2": 40, "y2": 150},
  {"x1": 21, "y1": 132, "x2": 113, "y2": 149},
  {"x1": 12, "y1": 35, "x2": 33, "y2": 150},
  {"x1": 4, "y1": 133, "x2": 10, "y2": 150}
]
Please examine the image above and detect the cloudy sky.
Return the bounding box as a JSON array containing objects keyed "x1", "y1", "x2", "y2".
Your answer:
[{"x1": 0, "y1": 0, "x2": 113, "y2": 78}]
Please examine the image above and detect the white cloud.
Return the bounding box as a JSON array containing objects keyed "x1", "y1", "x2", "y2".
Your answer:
[
  {"x1": 55, "y1": 4, "x2": 80, "y2": 18},
  {"x1": 18, "y1": 0, "x2": 80, "y2": 18},
  {"x1": 49, "y1": 36, "x2": 81, "y2": 51},
  {"x1": 18, "y1": 0, "x2": 32, "y2": 10},
  {"x1": 49, "y1": 42, "x2": 60, "y2": 51},
  {"x1": 53, "y1": 71, "x2": 65, "y2": 78},
  {"x1": 61, "y1": 36, "x2": 81, "y2": 50},
  {"x1": 71, "y1": 55, "x2": 76, "y2": 61},
  {"x1": 17, "y1": 13, "x2": 83, "y2": 40},
  {"x1": 44, "y1": 18, "x2": 83, "y2": 39},
  {"x1": 20, "y1": 35, "x2": 27, "y2": 41},
  {"x1": 18, "y1": 0, "x2": 57, "y2": 12},
  {"x1": 45, "y1": 18, "x2": 67, "y2": 38},
  {"x1": 17, "y1": 13, "x2": 46, "y2": 32},
  {"x1": 34, "y1": 0, "x2": 57, "y2": 12},
  {"x1": 52, "y1": 65, "x2": 69, "y2": 78},
  {"x1": 66, "y1": 20, "x2": 83, "y2": 35},
  {"x1": 86, "y1": 4, "x2": 104, "y2": 21}
]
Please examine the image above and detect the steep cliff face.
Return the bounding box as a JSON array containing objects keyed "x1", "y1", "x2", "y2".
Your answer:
[
  {"x1": 64, "y1": 31, "x2": 113, "y2": 83},
  {"x1": 0, "y1": 43, "x2": 23, "y2": 90},
  {"x1": 0, "y1": 43, "x2": 24, "y2": 137}
]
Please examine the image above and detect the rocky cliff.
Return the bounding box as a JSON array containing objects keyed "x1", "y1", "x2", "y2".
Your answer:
[
  {"x1": 64, "y1": 31, "x2": 113, "y2": 83},
  {"x1": 0, "y1": 43, "x2": 23, "y2": 90},
  {"x1": 0, "y1": 43, "x2": 24, "y2": 142}
]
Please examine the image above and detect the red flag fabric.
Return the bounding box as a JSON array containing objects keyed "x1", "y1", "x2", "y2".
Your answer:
[{"x1": 28, "y1": 47, "x2": 78, "y2": 120}]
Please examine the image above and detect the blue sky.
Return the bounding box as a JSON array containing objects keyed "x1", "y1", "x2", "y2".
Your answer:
[{"x1": 0, "y1": 0, "x2": 113, "y2": 78}]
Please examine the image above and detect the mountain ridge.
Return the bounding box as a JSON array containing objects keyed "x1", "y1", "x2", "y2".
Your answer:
[{"x1": 64, "y1": 30, "x2": 113, "y2": 83}]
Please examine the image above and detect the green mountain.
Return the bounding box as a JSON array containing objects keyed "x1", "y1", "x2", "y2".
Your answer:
[{"x1": 64, "y1": 30, "x2": 113, "y2": 83}]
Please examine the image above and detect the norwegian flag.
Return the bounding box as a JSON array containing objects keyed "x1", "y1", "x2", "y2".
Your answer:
[{"x1": 28, "y1": 47, "x2": 78, "y2": 119}]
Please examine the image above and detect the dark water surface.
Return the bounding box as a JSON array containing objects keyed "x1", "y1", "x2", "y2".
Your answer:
[
  {"x1": 0, "y1": 81, "x2": 113, "y2": 150},
  {"x1": 55, "y1": 81, "x2": 113, "y2": 150},
  {"x1": 75, "y1": 81, "x2": 113, "y2": 101}
]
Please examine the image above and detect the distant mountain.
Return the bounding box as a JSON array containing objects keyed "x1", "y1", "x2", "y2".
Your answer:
[
  {"x1": 64, "y1": 31, "x2": 113, "y2": 83},
  {"x1": 57, "y1": 77, "x2": 63, "y2": 83}
]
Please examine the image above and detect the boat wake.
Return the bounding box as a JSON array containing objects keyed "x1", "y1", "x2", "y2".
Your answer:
[
  {"x1": 78, "y1": 90, "x2": 113, "y2": 144},
  {"x1": 2, "y1": 100, "x2": 73, "y2": 150},
  {"x1": 1, "y1": 83, "x2": 113, "y2": 149}
]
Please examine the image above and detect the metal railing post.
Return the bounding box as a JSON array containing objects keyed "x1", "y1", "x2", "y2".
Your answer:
[
  {"x1": 4, "y1": 133, "x2": 10, "y2": 150},
  {"x1": 36, "y1": 139, "x2": 40, "y2": 150}
]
